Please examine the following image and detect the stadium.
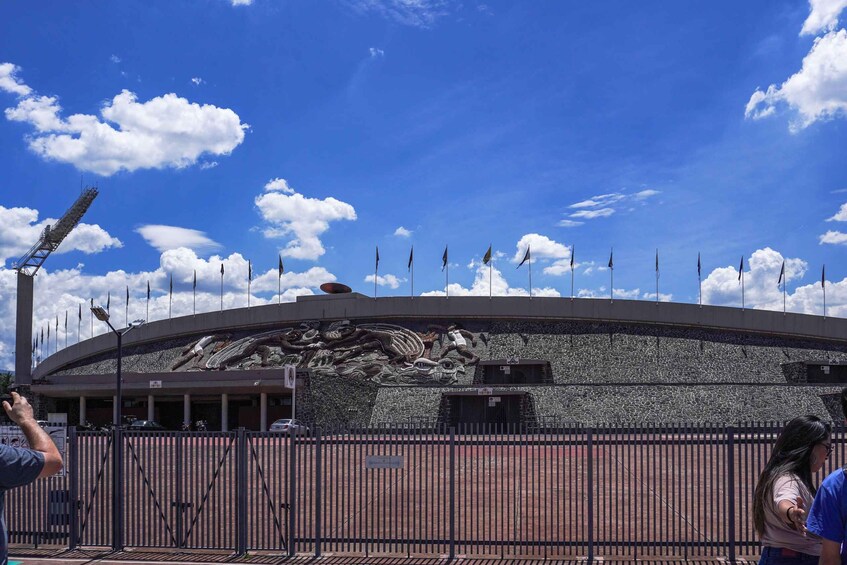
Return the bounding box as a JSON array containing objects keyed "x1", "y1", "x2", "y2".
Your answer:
[{"x1": 26, "y1": 290, "x2": 847, "y2": 430}]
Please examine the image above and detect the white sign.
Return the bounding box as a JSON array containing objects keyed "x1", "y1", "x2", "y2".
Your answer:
[
  {"x1": 477, "y1": 387, "x2": 493, "y2": 395},
  {"x1": 488, "y1": 397, "x2": 501, "y2": 407},
  {"x1": 149, "y1": 380, "x2": 162, "y2": 389},
  {"x1": 500, "y1": 366, "x2": 511, "y2": 374},
  {"x1": 0, "y1": 424, "x2": 67, "y2": 477},
  {"x1": 283, "y1": 365, "x2": 296, "y2": 389},
  {"x1": 365, "y1": 455, "x2": 404, "y2": 469}
]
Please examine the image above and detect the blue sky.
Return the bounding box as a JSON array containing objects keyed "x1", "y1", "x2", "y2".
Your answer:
[{"x1": 1, "y1": 0, "x2": 847, "y2": 369}]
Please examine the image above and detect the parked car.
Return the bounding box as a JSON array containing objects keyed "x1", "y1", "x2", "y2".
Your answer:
[
  {"x1": 269, "y1": 419, "x2": 310, "y2": 435},
  {"x1": 126, "y1": 420, "x2": 166, "y2": 431}
]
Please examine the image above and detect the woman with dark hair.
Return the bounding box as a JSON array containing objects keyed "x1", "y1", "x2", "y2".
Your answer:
[{"x1": 754, "y1": 415, "x2": 833, "y2": 565}]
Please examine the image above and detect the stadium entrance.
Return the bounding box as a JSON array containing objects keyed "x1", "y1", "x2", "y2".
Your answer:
[{"x1": 439, "y1": 391, "x2": 530, "y2": 426}]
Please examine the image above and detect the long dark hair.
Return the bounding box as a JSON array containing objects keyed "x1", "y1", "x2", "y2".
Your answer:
[{"x1": 753, "y1": 415, "x2": 831, "y2": 536}]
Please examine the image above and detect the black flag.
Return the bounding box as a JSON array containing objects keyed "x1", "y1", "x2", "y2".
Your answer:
[
  {"x1": 608, "y1": 250, "x2": 614, "y2": 269},
  {"x1": 78, "y1": 303, "x2": 82, "y2": 321},
  {"x1": 408, "y1": 246, "x2": 414, "y2": 271},
  {"x1": 517, "y1": 247, "x2": 531, "y2": 269},
  {"x1": 375, "y1": 247, "x2": 380, "y2": 270},
  {"x1": 169, "y1": 273, "x2": 173, "y2": 295},
  {"x1": 278, "y1": 255, "x2": 284, "y2": 277},
  {"x1": 442, "y1": 246, "x2": 448, "y2": 271},
  {"x1": 778, "y1": 261, "x2": 785, "y2": 286},
  {"x1": 126, "y1": 285, "x2": 129, "y2": 304},
  {"x1": 655, "y1": 249, "x2": 659, "y2": 276},
  {"x1": 147, "y1": 280, "x2": 151, "y2": 301},
  {"x1": 570, "y1": 246, "x2": 575, "y2": 270},
  {"x1": 483, "y1": 245, "x2": 492, "y2": 265},
  {"x1": 106, "y1": 291, "x2": 110, "y2": 313},
  {"x1": 738, "y1": 256, "x2": 744, "y2": 282},
  {"x1": 193, "y1": 270, "x2": 197, "y2": 290},
  {"x1": 248, "y1": 260, "x2": 252, "y2": 281},
  {"x1": 822, "y1": 265, "x2": 826, "y2": 288},
  {"x1": 220, "y1": 263, "x2": 225, "y2": 276},
  {"x1": 697, "y1": 252, "x2": 701, "y2": 278}
]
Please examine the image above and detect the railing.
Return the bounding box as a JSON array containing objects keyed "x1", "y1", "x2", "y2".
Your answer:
[{"x1": 7, "y1": 421, "x2": 843, "y2": 560}]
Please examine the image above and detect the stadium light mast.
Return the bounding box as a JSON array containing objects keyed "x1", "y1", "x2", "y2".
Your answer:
[{"x1": 13, "y1": 187, "x2": 99, "y2": 384}]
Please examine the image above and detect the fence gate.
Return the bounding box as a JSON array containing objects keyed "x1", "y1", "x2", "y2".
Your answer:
[
  {"x1": 243, "y1": 431, "x2": 291, "y2": 553},
  {"x1": 74, "y1": 430, "x2": 114, "y2": 548}
]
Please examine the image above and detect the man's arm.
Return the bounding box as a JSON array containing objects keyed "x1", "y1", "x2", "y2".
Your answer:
[
  {"x1": 3, "y1": 392, "x2": 63, "y2": 478},
  {"x1": 820, "y1": 539, "x2": 841, "y2": 565}
]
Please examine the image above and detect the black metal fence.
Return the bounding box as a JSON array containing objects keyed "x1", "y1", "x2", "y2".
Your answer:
[{"x1": 8, "y1": 422, "x2": 844, "y2": 559}]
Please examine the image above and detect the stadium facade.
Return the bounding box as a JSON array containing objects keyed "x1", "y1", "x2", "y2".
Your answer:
[{"x1": 29, "y1": 293, "x2": 847, "y2": 429}]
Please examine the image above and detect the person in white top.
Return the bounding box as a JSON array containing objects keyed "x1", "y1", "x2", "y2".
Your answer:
[{"x1": 753, "y1": 415, "x2": 833, "y2": 565}]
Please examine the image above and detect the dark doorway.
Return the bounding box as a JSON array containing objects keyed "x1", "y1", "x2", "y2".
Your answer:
[
  {"x1": 475, "y1": 360, "x2": 553, "y2": 385},
  {"x1": 441, "y1": 393, "x2": 524, "y2": 426}
]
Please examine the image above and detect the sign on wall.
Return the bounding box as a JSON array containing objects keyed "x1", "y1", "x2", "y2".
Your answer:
[{"x1": 0, "y1": 424, "x2": 67, "y2": 477}]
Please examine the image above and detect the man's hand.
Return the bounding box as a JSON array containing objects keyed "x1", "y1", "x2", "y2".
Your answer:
[{"x1": 3, "y1": 391, "x2": 34, "y2": 425}]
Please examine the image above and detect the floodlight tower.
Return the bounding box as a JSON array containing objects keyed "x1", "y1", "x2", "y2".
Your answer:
[{"x1": 13, "y1": 187, "x2": 99, "y2": 384}]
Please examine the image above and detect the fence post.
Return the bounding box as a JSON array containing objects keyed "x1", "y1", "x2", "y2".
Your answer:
[
  {"x1": 315, "y1": 428, "x2": 322, "y2": 557},
  {"x1": 449, "y1": 426, "x2": 456, "y2": 560},
  {"x1": 587, "y1": 427, "x2": 594, "y2": 563},
  {"x1": 726, "y1": 426, "x2": 736, "y2": 564},
  {"x1": 112, "y1": 427, "x2": 123, "y2": 552},
  {"x1": 288, "y1": 428, "x2": 297, "y2": 558},
  {"x1": 68, "y1": 426, "x2": 78, "y2": 550},
  {"x1": 235, "y1": 428, "x2": 248, "y2": 556}
]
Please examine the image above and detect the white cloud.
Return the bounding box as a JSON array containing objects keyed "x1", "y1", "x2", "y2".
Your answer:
[
  {"x1": 0, "y1": 63, "x2": 32, "y2": 97},
  {"x1": 701, "y1": 248, "x2": 808, "y2": 309},
  {"x1": 369, "y1": 47, "x2": 385, "y2": 58},
  {"x1": 255, "y1": 178, "x2": 357, "y2": 260},
  {"x1": 827, "y1": 202, "x2": 847, "y2": 221},
  {"x1": 568, "y1": 193, "x2": 626, "y2": 209},
  {"x1": 570, "y1": 208, "x2": 615, "y2": 219},
  {"x1": 350, "y1": 0, "x2": 451, "y2": 28},
  {"x1": 802, "y1": 0, "x2": 847, "y2": 35},
  {"x1": 365, "y1": 273, "x2": 404, "y2": 288},
  {"x1": 394, "y1": 226, "x2": 412, "y2": 237},
  {"x1": 0, "y1": 205, "x2": 122, "y2": 265},
  {"x1": 191, "y1": 77, "x2": 205, "y2": 86},
  {"x1": 199, "y1": 161, "x2": 218, "y2": 170},
  {"x1": 231, "y1": 0, "x2": 253, "y2": 5},
  {"x1": 135, "y1": 225, "x2": 221, "y2": 254},
  {"x1": 745, "y1": 30, "x2": 847, "y2": 131},
  {"x1": 557, "y1": 219, "x2": 584, "y2": 228},
  {"x1": 512, "y1": 234, "x2": 570, "y2": 262},
  {"x1": 1, "y1": 64, "x2": 248, "y2": 175},
  {"x1": 820, "y1": 230, "x2": 847, "y2": 244},
  {"x1": 421, "y1": 261, "x2": 560, "y2": 298},
  {"x1": 634, "y1": 189, "x2": 660, "y2": 200},
  {"x1": 110, "y1": 55, "x2": 121, "y2": 64}
]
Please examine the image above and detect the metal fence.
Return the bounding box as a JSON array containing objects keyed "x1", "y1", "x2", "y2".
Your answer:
[{"x1": 7, "y1": 422, "x2": 845, "y2": 559}]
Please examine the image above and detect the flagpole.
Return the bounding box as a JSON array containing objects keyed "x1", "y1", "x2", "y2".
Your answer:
[
  {"x1": 823, "y1": 265, "x2": 827, "y2": 319},
  {"x1": 220, "y1": 265, "x2": 224, "y2": 312},
  {"x1": 446, "y1": 259, "x2": 449, "y2": 298},
  {"x1": 64, "y1": 311, "x2": 68, "y2": 349},
  {"x1": 698, "y1": 253, "x2": 702, "y2": 308},
  {"x1": 528, "y1": 246, "x2": 532, "y2": 299},
  {"x1": 570, "y1": 248, "x2": 574, "y2": 300},
  {"x1": 77, "y1": 306, "x2": 81, "y2": 344},
  {"x1": 489, "y1": 259, "x2": 492, "y2": 300},
  {"x1": 90, "y1": 299, "x2": 93, "y2": 338},
  {"x1": 125, "y1": 288, "x2": 129, "y2": 327},
  {"x1": 655, "y1": 249, "x2": 659, "y2": 305},
  {"x1": 742, "y1": 270, "x2": 745, "y2": 311},
  {"x1": 374, "y1": 247, "x2": 378, "y2": 299}
]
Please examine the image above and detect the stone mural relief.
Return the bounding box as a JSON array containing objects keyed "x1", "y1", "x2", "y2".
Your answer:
[{"x1": 172, "y1": 320, "x2": 481, "y2": 386}]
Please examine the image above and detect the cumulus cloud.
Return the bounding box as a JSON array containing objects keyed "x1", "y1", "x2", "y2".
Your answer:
[
  {"x1": 746, "y1": 29, "x2": 847, "y2": 131},
  {"x1": 255, "y1": 178, "x2": 357, "y2": 260},
  {"x1": 562, "y1": 190, "x2": 659, "y2": 223},
  {"x1": 1, "y1": 63, "x2": 248, "y2": 175},
  {"x1": 191, "y1": 77, "x2": 205, "y2": 86},
  {"x1": 509, "y1": 233, "x2": 575, "y2": 276},
  {"x1": 421, "y1": 261, "x2": 560, "y2": 298},
  {"x1": 110, "y1": 55, "x2": 121, "y2": 64},
  {"x1": 394, "y1": 226, "x2": 412, "y2": 237},
  {"x1": 827, "y1": 202, "x2": 847, "y2": 221},
  {"x1": 0, "y1": 247, "x2": 337, "y2": 369},
  {"x1": 365, "y1": 273, "x2": 404, "y2": 288},
  {"x1": 349, "y1": 0, "x2": 452, "y2": 28},
  {"x1": 369, "y1": 47, "x2": 385, "y2": 58},
  {"x1": 802, "y1": 0, "x2": 847, "y2": 35},
  {"x1": 0, "y1": 205, "x2": 122, "y2": 265},
  {"x1": 231, "y1": 0, "x2": 253, "y2": 5},
  {"x1": 701, "y1": 248, "x2": 809, "y2": 309},
  {"x1": 135, "y1": 225, "x2": 221, "y2": 253},
  {"x1": 0, "y1": 63, "x2": 32, "y2": 97},
  {"x1": 820, "y1": 230, "x2": 847, "y2": 244}
]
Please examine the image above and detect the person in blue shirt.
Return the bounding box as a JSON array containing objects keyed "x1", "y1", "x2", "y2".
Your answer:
[
  {"x1": 806, "y1": 388, "x2": 847, "y2": 565},
  {"x1": 0, "y1": 392, "x2": 63, "y2": 565}
]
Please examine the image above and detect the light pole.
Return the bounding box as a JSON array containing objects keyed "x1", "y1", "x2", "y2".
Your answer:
[{"x1": 91, "y1": 305, "x2": 144, "y2": 552}]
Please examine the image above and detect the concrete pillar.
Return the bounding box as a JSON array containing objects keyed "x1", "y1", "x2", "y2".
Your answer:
[
  {"x1": 79, "y1": 396, "x2": 86, "y2": 425},
  {"x1": 113, "y1": 395, "x2": 119, "y2": 425},
  {"x1": 260, "y1": 392, "x2": 268, "y2": 432},
  {"x1": 183, "y1": 394, "x2": 191, "y2": 427},
  {"x1": 221, "y1": 393, "x2": 229, "y2": 432},
  {"x1": 15, "y1": 272, "x2": 33, "y2": 385},
  {"x1": 147, "y1": 395, "x2": 155, "y2": 421}
]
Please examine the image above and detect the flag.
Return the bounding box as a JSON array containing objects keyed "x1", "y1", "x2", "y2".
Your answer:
[
  {"x1": 608, "y1": 250, "x2": 614, "y2": 269},
  {"x1": 220, "y1": 263, "x2": 225, "y2": 276},
  {"x1": 278, "y1": 255, "x2": 284, "y2": 277},
  {"x1": 738, "y1": 256, "x2": 744, "y2": 282},
  {"x1": 483, "y1": 245, "x2": 492, "y2": 265},
  {"x1": 169, "y1": 273, "x2": 173, "y2": 295},
  {"x1": 248, "y1": 260, "x2": 252, "y2": 281},
  {"x1": 90, "y1": 297, "x2": 93, "y2": 309},
  {"x1": 517, "y1": 247, "x2": 531, "y2": 269},
  {"x1": 126, "y1": 285, "x2": 129, "y2": 304},
  {"x1": 40, "y1": 328, "x2": 44, "y2": 345},
  {"x1": 55, "y1": 315, "x2": 58, "y2": 332},
  {"x1": 106, "y1": 291, "x2": 110, "y2": 313},
  {"x1": 570, "y1": 246, "x2": 574, "y2": 270},
  {"x1": 408, "y1": 246, "x2": 414, "y2": 271},
  {"x1": 147, "y1": 280, "x2": 151, "y2": 301},
  {"x1": 64, "y1": 310, "x2": 67, "y2": 331},
  {"x1": 375, "y1": 247, "x2": 380, "y2": 270},
  {"x1": 778, "y1": 261, "x2": 785, "y2": 286},
  {"x1": 697, "y1": 252, "x2": 701, "y2": 278},
  {"x1": 442, "y1": 246, "x2": 448, "y2": 271},
  {"x1": 47, "y1": 324, "x2": 50, "y2": 340},
  {"x1": 822, "y1": 265, "x2": 826, "y2": 288},
  {"x1": 193, "y1": 270, "x2": 197, "y2": 290},
  {"x1": 655, "y1": 249, "x2": 659, "y2": 276},
  {"x1": 78, "y1": 303, "x2": 81, "y2": 321}
]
